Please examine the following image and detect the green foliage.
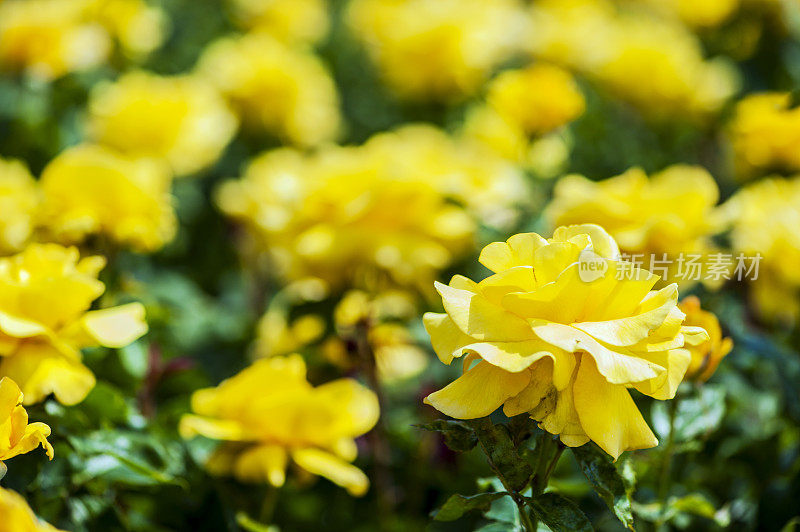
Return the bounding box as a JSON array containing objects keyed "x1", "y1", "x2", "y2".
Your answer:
[
  {"x1": 527, "y1": 493, "x2": 594, "y2": 532},
  {"x1": 571, "y1": 444, "x2": 635, "y2": 530},
  {"x1": 432, "y1": 492, "x2": 509, "y2": 522}
]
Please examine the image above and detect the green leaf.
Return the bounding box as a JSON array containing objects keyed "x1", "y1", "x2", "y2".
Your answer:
[
  {"x1": 572, "y1": 443, "x2": 635, "y2": 530},
  {"x1": 432, "y1": 492, "x2": 509, "y2": 522},
  {"x1": 471, "y1": 420, "x2": 533, "y2": 492},
  {"x1": 416, "y1": 420, "x2": 478, "y2": 452},
  {"x1": 527, "y1": 492, "x2": 594, "y2": 532}
]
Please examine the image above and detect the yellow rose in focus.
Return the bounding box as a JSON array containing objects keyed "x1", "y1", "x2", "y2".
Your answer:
[
  {"x1": 0, "y1": 487, "x2": 63, "y2": 532},
  {"x1": 0, "y1": 158, "x2": 39, "y2": 255},
  {"x1": 678, "y1": 296, "x2": 732, "y2": 381},
  {"x1": 195, "y1": 32, "x2": 340, "y2": 147},
  {"x1": 729, "y1": 92, "x2": 800, "y2": 179},
  {"x1": 719, "y1": 176, "x2": 800, "y2": 324},
  {"x1": 347, "y1": 0, "x2": 527, "y2": 101},
  {"x1": 227, "y1": 0, "x2": 329, "y2": 45},
  {"x1": 546, "y1": 165, "x2": 722, "y2": 283},
  {"x1": 87, "y1": 71, "x2": 238, "y2": 176},
  {"x1": 0, "y1": 377, "x2": 54, "y2": 478},
  {"x1": 424, "y1": 224, "x2": 708, "y2": 459},
  {"x1": 39, "y1": 144, "x2": 176, "y2": 252},
  {"x1": 180, "y1": 355, "x2": 379, "y2": 496},
  {"x1": 486, "y1": 64, "x2": 585, "y2": 137},
  {"x1": 0, "y1": 244, "x2": 148, "y2": 405}
]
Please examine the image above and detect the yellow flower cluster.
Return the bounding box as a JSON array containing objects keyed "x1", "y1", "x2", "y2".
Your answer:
[
  {"x1": 0, "y1": 0, "x2": 166, "y2": 80},
  {"x1": 0, "y1": 377, "x2": 53, "y2": 477},
  {"x1": 546, "y1": 165, "x2": 722, "y2": 280},
  {"x1": 637, "y1": 0, "x2": 741, "y2": 28},
  {"x1": 87, "y1": 71, "x2": 239, "y2": 176},
  {"x1": 227, "y1": 0, "x2": 329, "y2": 45},
  {"x1": 462, "y1": 63, "x2": 584, "y2": 165},
  {"x1": 678, "y1": 296, "x2": 732, "y2": 381},
  {"x1": 217, "y1": 125, "x2": 527, "y2": 291},
  {"x1": 424, "y1": 225, "x2": 708, "y2": 459},
  {"x1": 0, "y1": 244, "x2": 148, "y2": 405},
  {"x1": 0, "y1": 486, "x2": 63, "y2": 532},
  {"x1": 180, "y1": 355, "x2": 379, "y2": 496},
  {"x1": 528, "y1": 0, "x2": 738, "y2": 119},
  {"x1": 0, "y1": 158, "x2": 39, "y2": 255},
  {"x1": 38, "y1": 144, "x2": 177, "y2": 252},
  {"x1": 196, "y1": 32, "x2": 340, "y2": 147},
  {"x1": 720, "y1": 176, "x2": 800, "y2": 324},
  {"x1": 347, "y1": 0, "x2": 527, "y2": 101},
  {"x1": 729, "y1": 92, "x2": 800, "y2": 178}
]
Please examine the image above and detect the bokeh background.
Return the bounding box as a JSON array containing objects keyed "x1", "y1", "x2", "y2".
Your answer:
[{"x1": 0, "y1": 0, "x2": 799, "y2": 530}]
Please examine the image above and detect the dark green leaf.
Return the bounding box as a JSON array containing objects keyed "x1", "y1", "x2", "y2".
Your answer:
[
  {"x1": 415, "y1": 420, "x2": 477, "y2": 452},
  {"x1": 471, "y1": 420, "x2": 533, "y2": 491},
  {"x1": 572, "y1": 444, "x2": 635, "y2": 530},
  {"x1": 527, "y1": 492, "x2": 594, "y2": 532},
  {"x1": 432, "y1": 492, "x2": 509, "y2": 522}
]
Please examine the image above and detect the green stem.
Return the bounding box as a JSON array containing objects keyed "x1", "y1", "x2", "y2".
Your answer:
[
  {"x1": 515, "y1": 494, "x2": 536, "y2": 532},
  {"x1": 658, "y1": 397, "x2": 679, "y2": 510}
]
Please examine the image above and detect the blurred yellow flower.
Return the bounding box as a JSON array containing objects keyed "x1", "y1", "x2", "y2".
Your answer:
[
  {"x1": 424, "y1": 224, "x2": 708, "y2": 459},
  {"x1": 0, "y1": 158, "x2": 39, "y2": 255},
  {"x1": 0, "y1": 377, "x2": 53, "y2": 478},
  {"x1": 227, "y1": 0, "x2": 329, "y2": 45},
  {"x1": 637, "y1": 0, "x2": 740, "y2": 28},
  {"x1": 546, "y1": 165, "x2": 722, "y2": 282},
  {"x1": 180, "y1": 355, "x2": 379, "y2": 496},
  {"x1": 0, "y1": 244, "x2": 148, "y2": 405},
  {"x1": 195, "y1": 32, "x2": 340, "y2": 147},
  {"x1": 347, "y1": 0, "x2": 527, "y2": 101},
  {"x1": 678, "y1": 296, "x2": 732, "y2": 381},
  {"x1": 486, "y1": 64, "x2": 585, "y2": 137},
  {"x1": 39, "y1": 144, "x2": 176, "y2": 252},
  {"x1": 87, "y1": 71, "x2": 238, "y2": 176},
  {"x1": 720, "y1": 176, "x2": 800, "y2": 324},
  {"x1": 0, "y1": 0, "x2": 165, "y2": 80},
  {"x1": 729, "y1": 92, "x2": 800, "y2": 178},
  {"x1": 529, "y1": 0, "x2": 738, "y2": 119},
  {"x1": 0, "y1": 487, "x2": 63, "y2": 532},
  {"x1": 218, "y1": 125, "x2": 527, "y2": 292}
]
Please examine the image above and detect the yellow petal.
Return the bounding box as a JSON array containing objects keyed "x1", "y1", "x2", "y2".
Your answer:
[
  {"x1": 291, "y1": 448, "x2": 370, "y2": 496},
  {"x1": 531, "y1": 321, "x2": 663, "y2": 385},
  {"x1": 0, "y1": 377, "x2": 23, "y2": 425},
  {"x1": 573, "y1": 358, "x2": 658, "y2": 460},
  {"x1": 2, "y1": 422, "x2": 53, "y2": 461},
  {"x1": 552, "y1": 224, "x2": 620, "y2": 259},
  {"x1": 0, "y1": 345, "x2": 95, "y2": 406},
  {"x1": 0, "y1": 310, "x2": 48, "y2": 339},
  {"x1": 458, "y1": 340, "x2": 575, "y2": 388},
  {"x1": 234, "y1": 444, "x2": 288, "y2": 487},
  {"x1": 424, "y1": 361, "x2": 530, "y2": 419},
  {"x1": 633, "y1": 348, "x2": 691, "y2": 400},
  {"x1": 572, "y1": 284, "x2": 678, "y2": 347},
  {"x1": 178, "y1": 414, "x2": 246, "y2": 441},
  {"x1": 478, "y1": 233, "x2": 548, "y2": 273},
  {"x1": 435, "y1": 281, "x2": 534, "y2": 342},
  {"x1": 80, "y1": 303, "x2": 148, "y2": 348},
  {"x1": 423, "y1": 312, "x2": 474, "y2": 365},
  {"x1": 503, "y1": 359, "x2": 555, "y2": 417}
]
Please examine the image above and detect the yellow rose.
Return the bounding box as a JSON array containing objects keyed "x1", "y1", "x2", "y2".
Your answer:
[
  {"x1": 227, "y1": 0, "x2": 329, "y2": 45},
  {"x1": 0, "y1": 244, "x2": 148, "y2": 405},
  {"x1": 486, "y1": 64, "x2": 585, "y2": 136},
  {"x1": 0, "y1": 377, "x2": 54, "y2": 478},
  {"x1": 0, "y1": 487, "x2": 63, "y2": 532},
  {"x1": 423, "y1": 224, "x2": 708, "y2": 459},
  {"x1": 347, "y1": 0, "x2": 527, "y2": 101},
  {"x1": 0, "y1": 158, "x2": 39, "y2": 255},
  {"x1": 180, "y1": 355, "x2": 379, "y2": 496},
  {"x1": 729, "y1": 92, "x2": 800, "y2": 179},
  {"x1": 546, "y1": 165, "x2": 722, "y2": 283},
  {"x1": 0, "y1": 0, "x2": 165, "y2": 80},
  {"x1": 719, "y1": 176, "x2": 800, "y2": 324},
  {"x1": 195, "y1": 32, "x2": 340, "y2": 147},
  {"x1": 678, "y1": 296, "x2": 732, "y2": 381},
  {"x1": 87, "y1": 71, "x2": 238, "y2": 176},
  {"x1": 528, "y1": 0, "x2": 738, "y2": 119},
  {"x1": 38, "y1": 144, "x2": 176, "y2": 252}
]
